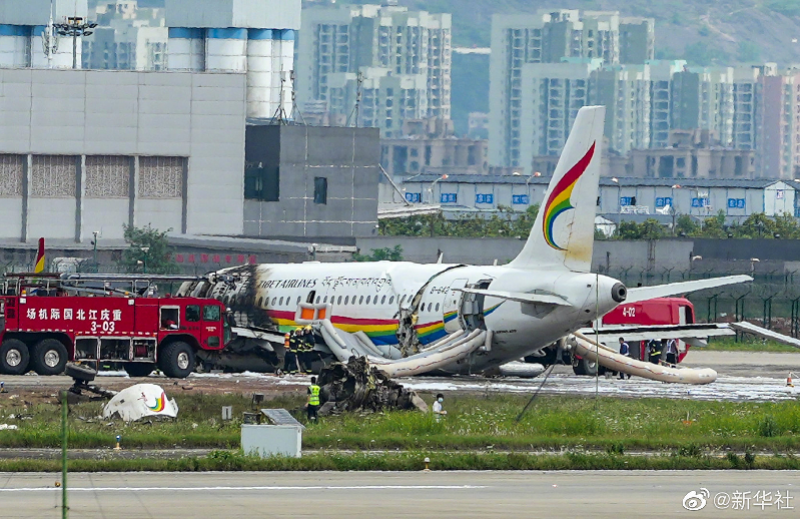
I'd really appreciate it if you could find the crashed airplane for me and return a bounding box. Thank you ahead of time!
[178,106,749,381]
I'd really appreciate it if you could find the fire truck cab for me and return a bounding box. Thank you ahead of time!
[0,274,230,378]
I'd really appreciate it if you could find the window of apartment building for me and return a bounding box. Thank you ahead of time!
[244,163,279,202]
[314,177,328,205]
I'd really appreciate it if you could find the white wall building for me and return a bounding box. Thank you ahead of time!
[0,68,246,243]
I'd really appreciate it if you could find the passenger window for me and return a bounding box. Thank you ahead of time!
[316,296,321,304]
[271,297,277,306]
[297,296,301,305]
[400,295,406,305]
[381,295,386,305]
[256,296,263,308]
[345,296,350,305]
[359,295,364,305]
[435,303,440,312]
[323,296,328,303]
[389,296,395,304]
[366,295,371,305]
[185,305,200,322]
[279,297,284,306]
[337,296,342,305]
[203,305,221,322]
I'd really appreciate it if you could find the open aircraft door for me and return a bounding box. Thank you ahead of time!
[442,279,468,334]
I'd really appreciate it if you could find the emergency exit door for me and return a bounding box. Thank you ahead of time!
[442,279,468,333]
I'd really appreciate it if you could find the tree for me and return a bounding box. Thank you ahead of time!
[735,213,777,238]
[675,214,700,237]
[698,211,728,239]
[379,205,540,239]
[353,245,404,262]
[118,224,178,274]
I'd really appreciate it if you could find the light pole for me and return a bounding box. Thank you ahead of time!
[140,246,150,274]
[427,174,448,204]
[611,177,621,230]
[91,231,99,272]
[670,184,681,235]
[54,17,97,70]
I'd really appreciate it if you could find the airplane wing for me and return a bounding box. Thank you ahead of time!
[577,323,736,344]
[457,288,572,306]
[625,275,752,303]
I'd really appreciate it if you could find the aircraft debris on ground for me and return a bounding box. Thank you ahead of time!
[316,357,428,416]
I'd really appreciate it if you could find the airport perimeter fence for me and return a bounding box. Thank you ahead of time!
[605,266,800,338]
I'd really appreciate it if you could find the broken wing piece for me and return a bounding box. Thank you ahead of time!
[102,384,179,422]
[625,275,752,304]
[457,288,572,307]
[319,320,486,377]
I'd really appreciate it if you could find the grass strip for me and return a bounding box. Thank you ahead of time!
[703,336,799,353]
[1,450,799,472]
[4,393,800,452]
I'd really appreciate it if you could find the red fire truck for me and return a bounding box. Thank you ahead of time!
[0,274,230,378]
[529,297,697,375]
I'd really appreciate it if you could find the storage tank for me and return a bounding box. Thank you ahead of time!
[246,29,274,119]
[205,28,247,73]
[167,28,204,71]
[0,25,30,67]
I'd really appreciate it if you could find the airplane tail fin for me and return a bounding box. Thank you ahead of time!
[34,238,45,273]
[509,106,605,272]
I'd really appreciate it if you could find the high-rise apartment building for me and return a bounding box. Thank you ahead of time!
[519,59,601,166]
[489,9,655,168]
[326,68,428,136]
[758,72,800,179]
[592,64,651,154]
[671,67,734,147]
[82,1,167,71]
[297,4,451,126]
[648,60,687,148]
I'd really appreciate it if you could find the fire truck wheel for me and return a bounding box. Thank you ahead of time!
[31,339,68,376]
[0,339,30,375]
[159,341,195,379]
[572,356,598,376]
[123,363,155,378]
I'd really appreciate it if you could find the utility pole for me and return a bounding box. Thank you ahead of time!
[61,390,68,519]
[91,231,99,272]
[54,17,97,70]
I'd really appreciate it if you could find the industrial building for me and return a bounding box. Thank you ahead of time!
[0,0,382,255]
[244,124,380,239]
[400,175,799,221]
[0,67,247,242]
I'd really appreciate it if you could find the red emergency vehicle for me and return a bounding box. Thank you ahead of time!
[529,297,697,375]
[601,297,694,363]
[0,274,230,378]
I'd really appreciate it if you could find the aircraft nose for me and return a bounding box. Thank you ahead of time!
[611,282,627,303]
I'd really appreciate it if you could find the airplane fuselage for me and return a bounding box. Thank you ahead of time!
[189,261,624,374]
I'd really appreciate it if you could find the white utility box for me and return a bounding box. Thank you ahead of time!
[240,409,304,458]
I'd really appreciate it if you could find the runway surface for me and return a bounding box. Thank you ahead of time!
[0,471,796,518]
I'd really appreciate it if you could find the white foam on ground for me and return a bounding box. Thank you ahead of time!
[399,374,800,402]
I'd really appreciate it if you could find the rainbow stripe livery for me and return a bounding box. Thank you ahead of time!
[147,392,167,412]
[542,143,596,251]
